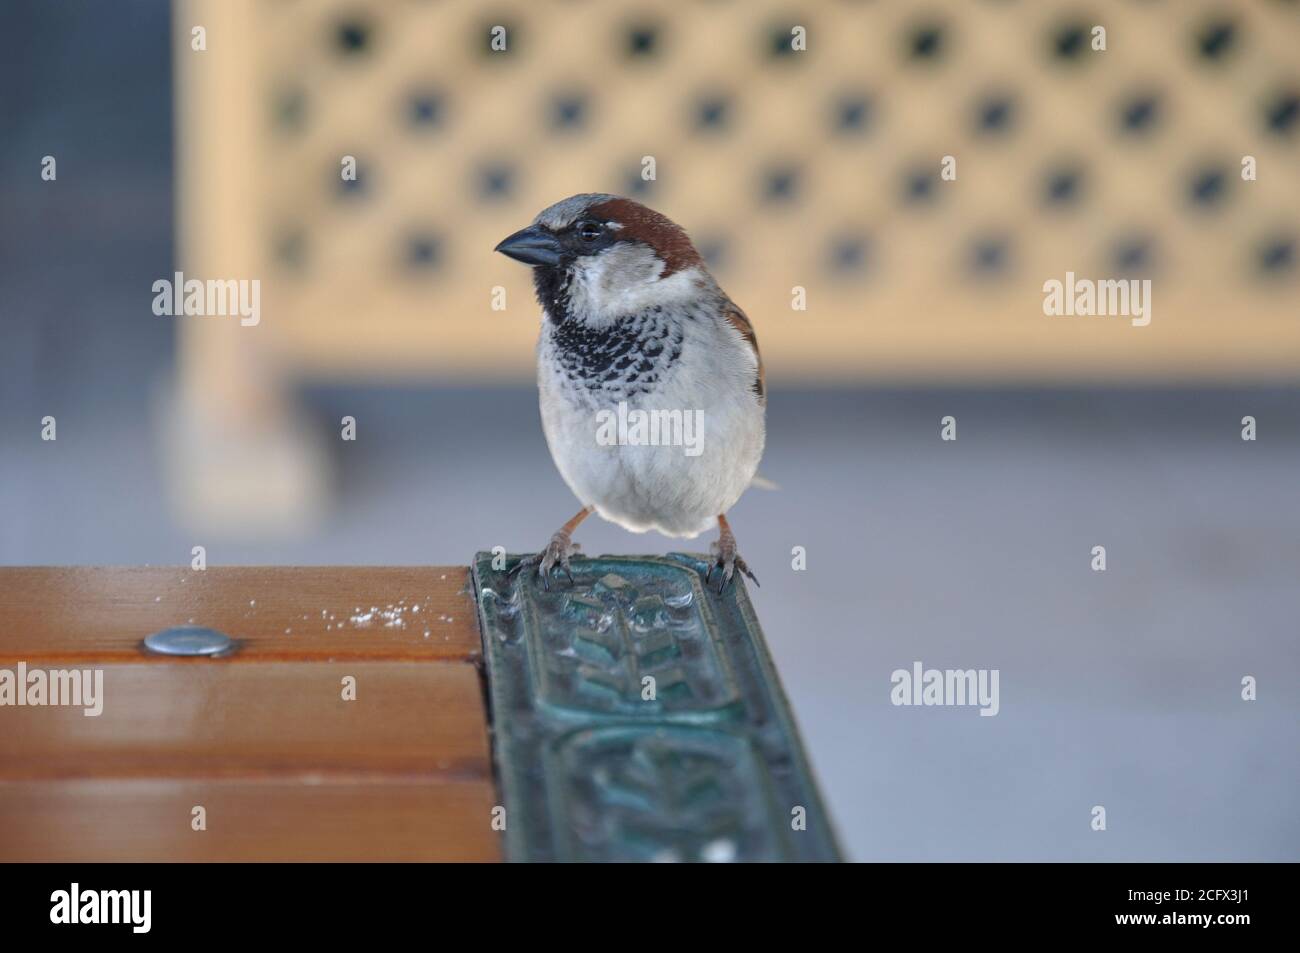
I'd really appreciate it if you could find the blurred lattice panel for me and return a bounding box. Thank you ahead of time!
[177,0,1300,384]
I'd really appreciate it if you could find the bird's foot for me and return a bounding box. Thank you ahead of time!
[509,531,582,591]
[706,522,758,593]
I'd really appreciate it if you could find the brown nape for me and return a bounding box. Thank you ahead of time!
[587,197,703,276]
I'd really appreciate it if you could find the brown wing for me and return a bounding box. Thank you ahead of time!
[722,299,765,403]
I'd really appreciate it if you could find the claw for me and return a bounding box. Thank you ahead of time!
[511,530,579,591]
[707,553,740,593]
[708,518,757,592]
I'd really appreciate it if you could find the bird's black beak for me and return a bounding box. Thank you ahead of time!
[494,225,564,267]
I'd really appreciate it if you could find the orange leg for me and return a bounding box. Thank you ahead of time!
[509,506,593,590]
[708,513,759,592]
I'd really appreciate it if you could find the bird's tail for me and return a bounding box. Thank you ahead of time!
[749,474,781,491]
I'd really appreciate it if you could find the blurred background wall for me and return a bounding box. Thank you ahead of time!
[181,0,1300,385]
[1,0,1298,861]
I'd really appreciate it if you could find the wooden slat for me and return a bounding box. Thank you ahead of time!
[0,566,501,861]
[0,662,491,781]
[0,566,479,663]
[0,779,498,862]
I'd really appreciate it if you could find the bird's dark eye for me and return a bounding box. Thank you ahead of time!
[576,220,603,242]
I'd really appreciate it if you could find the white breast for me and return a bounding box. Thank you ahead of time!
[537,305,765,539]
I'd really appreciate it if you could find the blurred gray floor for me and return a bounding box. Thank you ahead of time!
[2,0,1297,862]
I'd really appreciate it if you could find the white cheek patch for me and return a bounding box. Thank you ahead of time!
[567,245,704,327]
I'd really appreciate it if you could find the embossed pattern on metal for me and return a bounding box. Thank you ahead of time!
[472,552,841,862]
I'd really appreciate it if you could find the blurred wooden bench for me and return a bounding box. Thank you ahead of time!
[0,567,498,862]
[171,1,1300,535]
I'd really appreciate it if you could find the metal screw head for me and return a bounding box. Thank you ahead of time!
[143,625,233,657]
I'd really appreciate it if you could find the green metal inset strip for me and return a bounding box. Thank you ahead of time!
[472,552,842,862]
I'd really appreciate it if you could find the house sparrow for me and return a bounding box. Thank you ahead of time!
[495,193,765,592]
